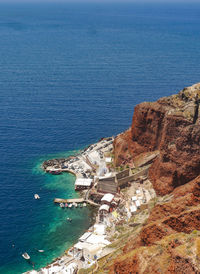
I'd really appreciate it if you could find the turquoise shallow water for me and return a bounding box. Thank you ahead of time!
[0,149,93,274]
[1,2,200,273]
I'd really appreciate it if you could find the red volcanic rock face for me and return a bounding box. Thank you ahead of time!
[149,116,200,195]
[129,176,200,247]
[112,254,140,274]
[131,102,166,152]
[110,176,200,273]
[113,128,134,167]
[114,83,200,195]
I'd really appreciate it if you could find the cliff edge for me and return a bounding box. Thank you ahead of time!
[114,83,200,195]
[80,83,200,274]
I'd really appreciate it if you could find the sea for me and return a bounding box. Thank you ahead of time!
[0,2,200,273]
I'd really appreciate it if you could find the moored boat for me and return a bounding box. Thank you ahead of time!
[49,170,62,175]
[60,203,64,208]
[22,252,30,260]
[67,217,72,222]
[34,194,40,199]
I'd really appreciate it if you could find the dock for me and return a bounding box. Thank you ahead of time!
[85,199,100,207]
[54,198,99,207]
[54,198,84,204]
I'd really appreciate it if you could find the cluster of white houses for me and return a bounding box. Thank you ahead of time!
[99,193,115,222]
[69,223,111,263]
[75,166,148,197]
[27,137,159,274]
[66,194,117,265]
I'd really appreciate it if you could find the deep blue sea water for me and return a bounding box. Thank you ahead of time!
[0,2,200,273]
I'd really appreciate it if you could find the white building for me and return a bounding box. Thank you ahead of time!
[105,157,112,163]
[101,193,114,205]
[75,178,93,190]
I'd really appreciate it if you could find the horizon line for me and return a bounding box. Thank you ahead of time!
[0,0,200,3]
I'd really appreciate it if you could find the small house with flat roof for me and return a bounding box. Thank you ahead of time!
[75,178,93,191]
[101,193,114,205]
[99,204,110,222]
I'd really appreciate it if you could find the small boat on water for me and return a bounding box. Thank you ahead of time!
[67,218,72,222]
[68,203,72,208]
[22,252,30,260]
[60,203,64,208]
[34,194,40,199]
[72,202,78,207]
[38,250,44,253]
[65,203,68,208]
[83,203,87,207]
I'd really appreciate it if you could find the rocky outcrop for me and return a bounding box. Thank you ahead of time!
[124,176,200,248]
[110,175,200,273]
[149,115,200,195]
[111,232,200,274]
[106,83,200,273]
[114,83,200,195]
[113,128,135,167]
[148,176,200,223]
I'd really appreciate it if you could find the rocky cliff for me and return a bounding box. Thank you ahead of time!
[87,83,200,274]
[114,83,200,195]
[109,176,200,274]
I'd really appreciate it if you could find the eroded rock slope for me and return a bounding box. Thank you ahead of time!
[114,83,200,195]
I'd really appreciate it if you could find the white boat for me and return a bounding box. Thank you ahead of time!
[38,250,44,253]
[60,203,64,208]
[34,194,40,199]
[22,252,30,260]
[68,203,72,208]
[83,203,86,207]
[67,218,72,222]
